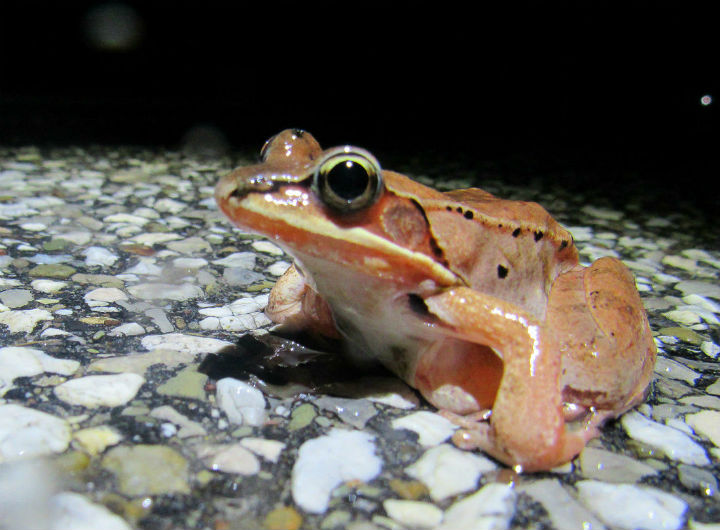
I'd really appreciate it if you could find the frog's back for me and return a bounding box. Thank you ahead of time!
[428,188,579,320]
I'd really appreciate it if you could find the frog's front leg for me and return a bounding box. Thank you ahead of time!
[266,263,339,339]
[419,288,588,472]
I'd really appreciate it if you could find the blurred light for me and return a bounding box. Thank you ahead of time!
[700,94,712,106]
[181,125,230,156]
[84,2,143,51]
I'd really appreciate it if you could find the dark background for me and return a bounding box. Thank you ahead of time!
[1,2,718,216]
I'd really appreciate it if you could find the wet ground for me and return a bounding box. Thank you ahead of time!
[0,145,718,530]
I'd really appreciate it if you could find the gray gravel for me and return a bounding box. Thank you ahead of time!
[0,145,718,530]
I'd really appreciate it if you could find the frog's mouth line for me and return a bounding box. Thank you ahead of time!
[219,187,460,288]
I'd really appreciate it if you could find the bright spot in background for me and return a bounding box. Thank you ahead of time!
[181,125,230,156]
[700,94,712,106]
[84,2,143,51]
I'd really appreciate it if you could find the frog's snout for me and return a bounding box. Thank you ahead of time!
[215,168,274,206]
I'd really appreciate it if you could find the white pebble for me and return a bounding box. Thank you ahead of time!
[84,287,128,304]
[579,446,657,483]
[141,333,231,354]
[41,328,71,337]
[218,313,272,332]
[581,205,623,221]
[130,232,182,245]
[521,478,605,530]
[173,257,208,269]
[150,406,207,438]
[662,310,702,326]
[154,198,186,214]
[291,429,382,514]
[228,295,268,315]
[701,341,720,359]
[681,305,719,324]
[674,280,720,300]
[576,480,687,530]
[0,459,57,529]
[662,255,700,272]
[54,373,145,408]
[682,249,720,269]
[686,410,720,448]
[621,411,709,465]
[654,356,701,384]
[72,425,123,455]
[212,252,256,268]
[123,259,162,276]
[196,443,260,475]
[706,378,720,396]
[240,437,285,463]
[0,278,22,289]
[405,444,496,501]
[0,308,53,333]
[109,322,146,336]
[57,231,92,246]
[84,246,119,267]
[160,423,177,437]
[0,404,71,462]
[198,317,219,330]
[437,482,516,530]
[682,294,720,314]
[266,261,292,276]
[30,279,67,293]
[0,346,80,395]
[20,222,47,231]
[16,244,37,252]
[198,306,233,317]
[104,213,150,225]
[127,282,203,301]
[383,499,443,529]
[251,240,284,255]
[365,380,419,409]
[50,492,132,530]
[216,378,267,426]
[392,411,457,446]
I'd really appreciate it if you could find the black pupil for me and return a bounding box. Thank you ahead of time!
[326,160,369,200]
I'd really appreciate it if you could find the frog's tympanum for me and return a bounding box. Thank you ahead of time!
[215,129,656,472]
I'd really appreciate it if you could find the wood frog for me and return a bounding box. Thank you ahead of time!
[215,129,656,472]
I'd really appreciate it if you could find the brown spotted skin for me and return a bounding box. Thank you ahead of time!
[215,129,657,472]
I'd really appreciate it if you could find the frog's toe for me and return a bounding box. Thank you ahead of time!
[452,422,494,451]
[266,264,339,338]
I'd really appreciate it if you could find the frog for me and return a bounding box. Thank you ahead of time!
[215,129,656,472]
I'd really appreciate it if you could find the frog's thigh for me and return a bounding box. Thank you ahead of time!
[548,257,655,411]
[266,263,338,338]
[414,338,503,414]
[423,288,573,470]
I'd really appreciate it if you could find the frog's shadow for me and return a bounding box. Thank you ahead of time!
[198,332,397,400]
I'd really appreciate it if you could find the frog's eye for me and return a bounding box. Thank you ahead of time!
[313,148,382,212]
[259,135,276,161]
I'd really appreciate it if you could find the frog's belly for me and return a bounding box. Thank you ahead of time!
[294,255,443,382]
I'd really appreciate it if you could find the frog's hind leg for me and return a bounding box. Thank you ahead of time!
[550,257,656,417]
[422,287,579,472]
[414,338,503,415]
